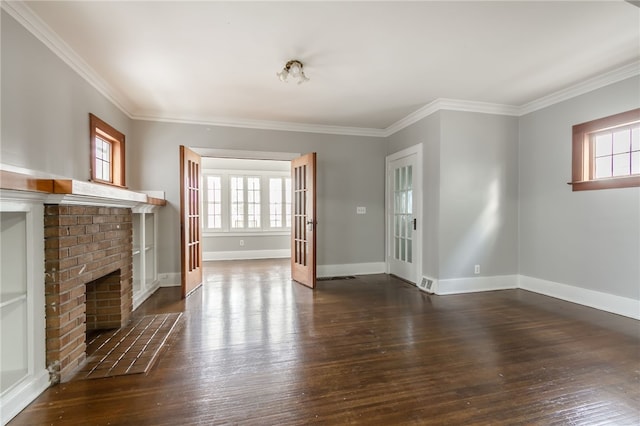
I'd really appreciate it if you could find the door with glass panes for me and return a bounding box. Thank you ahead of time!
[388,153,417,283]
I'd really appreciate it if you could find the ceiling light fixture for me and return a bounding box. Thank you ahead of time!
[276,59,310,84]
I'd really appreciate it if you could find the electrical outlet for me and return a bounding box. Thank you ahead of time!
[356,206,366,214]
[474,264,480,274]
[239,239,245,247]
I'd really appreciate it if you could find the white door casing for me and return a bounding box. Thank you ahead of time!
[386,144,422,284]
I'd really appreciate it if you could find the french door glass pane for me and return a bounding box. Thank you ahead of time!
[393,165,413,264]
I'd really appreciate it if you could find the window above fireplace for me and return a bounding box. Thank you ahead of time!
[89,113,126,188]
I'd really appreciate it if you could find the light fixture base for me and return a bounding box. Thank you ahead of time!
[277,59,310,84]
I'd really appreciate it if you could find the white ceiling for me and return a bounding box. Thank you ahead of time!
[10,1,640,134]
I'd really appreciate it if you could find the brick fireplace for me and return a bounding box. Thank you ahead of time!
[44,205,133,382]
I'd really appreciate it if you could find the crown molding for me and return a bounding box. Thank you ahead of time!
[382,99,442,137]
[382,98,520,137]
[5,1,639,139]
[382,62,640,136]
[1,0,135,118]
[132,113,387,138]
[518,60,640,116]
[438,98,521,116]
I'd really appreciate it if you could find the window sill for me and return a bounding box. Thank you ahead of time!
[203,230,291,237]
[89,179,128,190]
[570,175,640,191]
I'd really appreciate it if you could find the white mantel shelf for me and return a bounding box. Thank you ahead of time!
[0,171,166,207]
[50,179,149,207]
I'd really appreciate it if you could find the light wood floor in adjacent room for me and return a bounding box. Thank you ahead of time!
[10,259,640,425]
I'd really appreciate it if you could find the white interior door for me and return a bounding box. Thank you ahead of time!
[387,148,421,283]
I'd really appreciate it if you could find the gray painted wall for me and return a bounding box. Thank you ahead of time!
[202,234,289,253]
[386,110,519,281]
[439,111,519,279]
[130,120,388,275]
[1,12,131,179]
[519,76,640,300]
[387,112,441,279]
[3,8,638,303]
[2,11,387,278]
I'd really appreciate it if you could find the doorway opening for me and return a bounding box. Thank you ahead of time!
[200,157,293,269]
[181,147,316,294]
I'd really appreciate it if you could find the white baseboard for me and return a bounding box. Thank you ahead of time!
[153,268,639,320]
[1,369,50,425]
[436,274,518,295]
[203,249,290,261]
[519,275,640,320]
[158,272,181,288]
[317,262,386,277]
[132,281,161,310]
[156,262,385,288]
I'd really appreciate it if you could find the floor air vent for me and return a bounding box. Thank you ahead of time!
[417,276,436,294]
[317,276,356,281]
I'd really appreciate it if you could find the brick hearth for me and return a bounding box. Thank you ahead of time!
[44,205,133,382]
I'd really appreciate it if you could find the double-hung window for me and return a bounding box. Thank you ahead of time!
[203,170,291,233]
[206,176,222,229]
[269,177,292,228]
[229,176,261,229]
[89,113,126,187]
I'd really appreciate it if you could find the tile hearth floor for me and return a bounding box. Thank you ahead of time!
[75,313,182,380]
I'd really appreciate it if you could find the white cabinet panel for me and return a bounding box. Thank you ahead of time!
[132,209,159,310]
[0,199,49,426]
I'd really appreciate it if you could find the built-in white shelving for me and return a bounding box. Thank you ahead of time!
[132,206,159,310]
[0,196,49,426]
[0,171,166,425]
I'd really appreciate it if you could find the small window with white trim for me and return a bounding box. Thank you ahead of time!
[202,160,291,233]
[205,176,222,229]
[269,177,292,228]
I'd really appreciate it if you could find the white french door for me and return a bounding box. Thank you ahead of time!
[386,146,421,284]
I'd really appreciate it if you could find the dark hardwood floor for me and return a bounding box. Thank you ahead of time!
[10,259,640,425]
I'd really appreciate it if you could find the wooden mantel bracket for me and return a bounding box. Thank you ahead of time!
[0,170,54,193]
